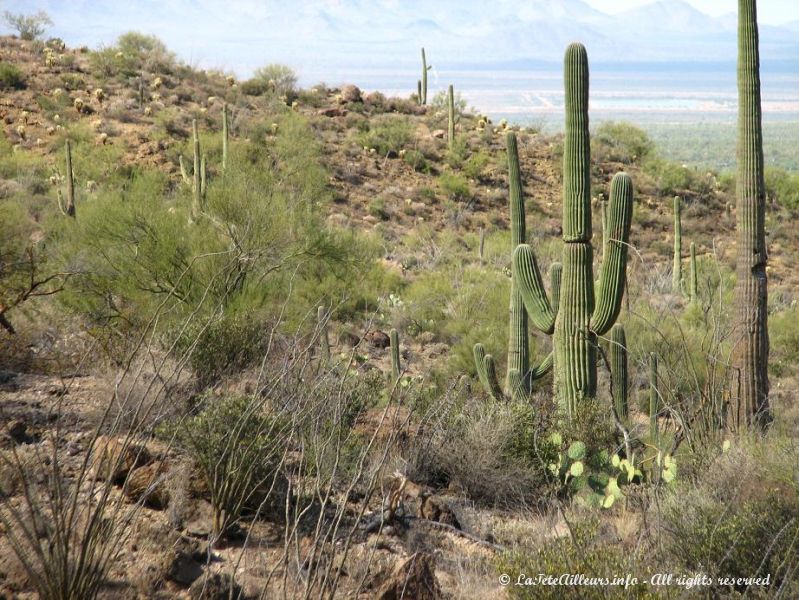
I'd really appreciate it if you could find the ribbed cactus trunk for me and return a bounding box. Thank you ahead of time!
[222,103,229,172]
[672,196,682,293]
[689,242,698,304]
[447,85,455,150]
[512,44,632,417]
[506,133,529,388]
[390,328,401,382]
[730,0,769,428]
[64,140,75,217]
[649,352,659,444]
[555,44,595,414]
[421,48,428,105]
[192,119,202,217]
[610,324,628,421]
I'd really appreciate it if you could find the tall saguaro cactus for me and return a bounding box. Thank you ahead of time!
[672,196,682,293]
[731,0,769,428]
[420,48,430,105]
[512,44,633,416]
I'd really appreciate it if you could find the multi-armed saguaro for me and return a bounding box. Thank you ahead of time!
[511,43,633,416]
[730,0,769,428]
[473,132,558,401]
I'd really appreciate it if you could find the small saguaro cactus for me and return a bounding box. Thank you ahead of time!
[473,132,558,401]
[61,139,76,217]
[478,227,486,261]
[192,119,202,216]
[417,80,422,105]
[447,84,455,150]
[420,48,430,105]
[179,155,190,185]
[512,43,633,416]
[222,102,229,171]
[689,242,698,304]
[200,155,207,199]
[649,352,659,444]
[672,196,682,293]
[610,324,628,421]
[390,328,401,382]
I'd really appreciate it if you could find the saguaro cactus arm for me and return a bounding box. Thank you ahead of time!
[592,172,633,335]
[513,245,555,334]
[549,262,563,316]
[473,343,503,401]
[610,324,628,421]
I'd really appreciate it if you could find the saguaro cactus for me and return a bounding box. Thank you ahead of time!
[512,44,633,416]
[473,133,557,401]
[222,103,229,171]
[192,119,202,217]
[62,140,76,217]
[731,0,769,428]
[689,242,698,304]
[447,84,455,150]
[610,324,628,421]
[420,48,430,105]
[672,196,682,293]
[649,352,659,443]
[390,328,401,382]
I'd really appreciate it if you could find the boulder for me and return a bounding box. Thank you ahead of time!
[340,84,362,103]
[91,435,151,484]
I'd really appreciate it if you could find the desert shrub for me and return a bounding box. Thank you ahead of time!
[463,149,491,180]
[168,394,287,537]
[0,61,24,89]
[356,115,413,157]
[89,32,175,78]
[444,138,470,170]
[368,197,390,220]
[3,10,52,41]
[661,435,799,596]
[403,148,431,173]
[406,396,558,505]
[592,121,654,164]
[765,166,799,209]
[245,63,297,97]
[438,171,470,200]
[770,305,799,377]
[497,514,653,599]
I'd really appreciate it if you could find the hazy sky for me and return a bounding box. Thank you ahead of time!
[586,0,798,24]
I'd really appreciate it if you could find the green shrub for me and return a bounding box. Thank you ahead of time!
[438,171,470,200]
[89,32,175,78]
[0,62,24,90]
[497,515,653,599]
[3,10,52,41]
[167,395,287,537]
[593,121,654,164]
[252,64,297,96]
[765,166,799,209]
[463,149,490,180]
[403,149,431,173]
[356,115,413,157]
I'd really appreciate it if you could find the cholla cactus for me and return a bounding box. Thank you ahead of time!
[15,125,25,138]
[151,77,163,89]
[93,88,105,102]
[226,75,235,87]
[73,97,84,112]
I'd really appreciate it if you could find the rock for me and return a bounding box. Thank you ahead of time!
[419,495,461,529]
[188,573,244,600]
[340,84,362,103]
[5,419,31,444]
[318,107,348,118]
[376,552,442,600]
[338,329,361,348]
[365,330,391,349]
[91,435,151,484]
[125,461,170,509]
[164,537,205,586]
[431,129,446,139]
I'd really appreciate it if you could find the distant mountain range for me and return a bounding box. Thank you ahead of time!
[29,0,799,77]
